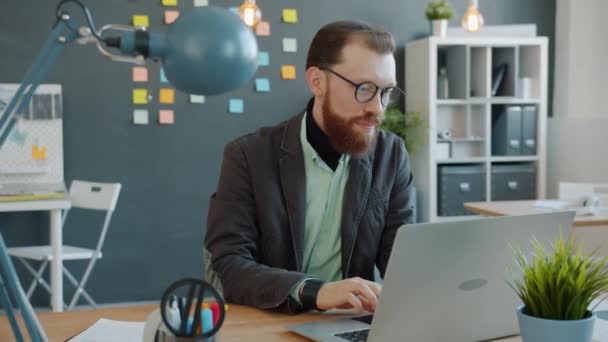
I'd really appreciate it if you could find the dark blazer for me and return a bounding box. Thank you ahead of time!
[204,112,416,314]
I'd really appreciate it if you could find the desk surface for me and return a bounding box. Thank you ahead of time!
[0,194,70,212]
[0,304,523,342]
[465,200,608,227]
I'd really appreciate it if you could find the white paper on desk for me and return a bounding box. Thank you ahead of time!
[69,318,144,342]
[533,200,569,210]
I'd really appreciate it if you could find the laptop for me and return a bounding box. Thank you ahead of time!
[288,211,575,342]
[0,182,66,196]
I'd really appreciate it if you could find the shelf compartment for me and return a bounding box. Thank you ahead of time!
[491,47,517,97]
[437,45,468,100]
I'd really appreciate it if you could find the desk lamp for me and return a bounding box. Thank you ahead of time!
[0,0,259,147]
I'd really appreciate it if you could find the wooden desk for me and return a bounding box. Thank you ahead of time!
[464,200,608,228]
[0,195,71,312]
[0,304,523,342]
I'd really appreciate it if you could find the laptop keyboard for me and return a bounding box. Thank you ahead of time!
[334,329,370,342]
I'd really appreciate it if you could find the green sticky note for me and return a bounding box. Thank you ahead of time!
[229,99,244,113]
[133,109,149,125]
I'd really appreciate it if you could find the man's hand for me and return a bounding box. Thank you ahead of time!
[316,277,382,313]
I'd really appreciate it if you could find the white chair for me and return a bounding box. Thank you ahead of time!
[7,180,121,310]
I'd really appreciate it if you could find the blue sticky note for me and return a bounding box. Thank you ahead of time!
[9,129,27,146]
[229,7,239,15]
[257,51,269,66]
[229,99,244,113]
[255,78,270,92]
[160,68,168,83]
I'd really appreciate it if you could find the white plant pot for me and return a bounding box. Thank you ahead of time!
[432,19,448,37]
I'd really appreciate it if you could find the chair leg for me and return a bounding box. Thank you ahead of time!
[63,267,96,310]
[18,259,48,299]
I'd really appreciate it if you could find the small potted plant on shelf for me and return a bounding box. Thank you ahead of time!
[381,107,426,155]
[510,233,608,342]
[425,0,454,37]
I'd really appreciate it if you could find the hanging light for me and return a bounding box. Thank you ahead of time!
[239,0,262,28]
[461,0,484,32]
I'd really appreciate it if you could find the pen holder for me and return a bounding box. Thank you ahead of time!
[142,278,226,342]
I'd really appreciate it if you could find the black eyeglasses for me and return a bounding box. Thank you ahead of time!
[319,66,404,107]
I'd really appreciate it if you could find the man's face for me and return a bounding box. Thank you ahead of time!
[321,41,396,157]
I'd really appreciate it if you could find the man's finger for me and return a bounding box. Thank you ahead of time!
[346,293,364,313]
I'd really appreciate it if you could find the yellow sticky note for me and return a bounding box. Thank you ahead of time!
[159,88,175,104]
[281,65,296,80]
[133,89,148,104]
[282,9,298,23]
[132,15,149,28]
[132,67,148,82]
[256,21,270,36]
[161,0,177,6]
[164,10,180,24]
[32,145,47,161]
[159,110,175,124]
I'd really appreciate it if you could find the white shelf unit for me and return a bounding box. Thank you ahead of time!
[406,36,548,222]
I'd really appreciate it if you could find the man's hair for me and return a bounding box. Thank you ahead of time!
[306,20,396,70]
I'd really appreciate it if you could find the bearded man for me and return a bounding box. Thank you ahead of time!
[204,20,416,314]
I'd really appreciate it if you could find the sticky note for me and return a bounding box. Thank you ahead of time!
[159,109,175,124]
[255,78,270,92]
[193,0,208,6]
[229,99,244,114]
[133,89,148,104]
[160,68,168,83]
[255,21,270,36]
[282,9,298,23]
[10,129,27,146]
[281,65,296,80]
[229,7,239,15]
[133,109,149,125]
[32,145,47,160]
[283,38,297,53]
[189,94,205,104]
[162,0,177,6]
[132,67,148,82]
[257,51,269,66]
[132,15,149,28]
[159,88,175,104]
[164,10,180,24]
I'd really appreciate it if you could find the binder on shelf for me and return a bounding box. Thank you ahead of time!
[492,105,522,156]
[521,105,537,155]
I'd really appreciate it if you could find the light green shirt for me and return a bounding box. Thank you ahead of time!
[290,113,351,303]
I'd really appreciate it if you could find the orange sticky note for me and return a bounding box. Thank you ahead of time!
[282,9,298,23]
[133,89,148,104]
[164,10,180,24]
[32,145,47,160]
[159,88,175,104]
[161,0,177,6]
[159,109,175,124]
[255,21,270,36]
[132,67,148,82]
[281,65,296,80]
[132,15,149,27]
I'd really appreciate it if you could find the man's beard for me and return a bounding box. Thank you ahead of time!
[322,93,382,158]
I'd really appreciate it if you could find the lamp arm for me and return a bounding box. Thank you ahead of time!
[0,13,82,147]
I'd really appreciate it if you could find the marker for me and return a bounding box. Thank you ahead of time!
[201,308,213,334]
[210,302,220,325]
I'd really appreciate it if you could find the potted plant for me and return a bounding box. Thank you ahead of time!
[381,107,426,155]
[510,233,608,342]
[425,0,454,37]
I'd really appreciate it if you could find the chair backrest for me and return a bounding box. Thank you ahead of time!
[64,180,122,255]
[559,182,608,204]
[68,180,122,211]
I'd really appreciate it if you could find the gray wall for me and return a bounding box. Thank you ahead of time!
[0,0,555,306]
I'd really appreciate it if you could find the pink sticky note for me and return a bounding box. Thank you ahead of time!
[159,109,175,124]
[256,21,270,36]
[164,10,180,24]
[132,67,148,82]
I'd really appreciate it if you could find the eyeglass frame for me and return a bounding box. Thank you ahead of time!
[318,66,405,107]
